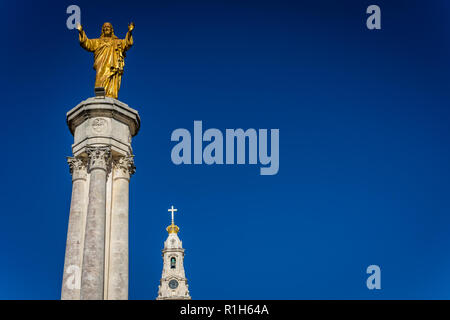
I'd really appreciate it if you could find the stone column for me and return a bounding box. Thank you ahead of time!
[80,146,111,300]
[61,157,87,300]
[64,97,140,301]
[107,156,135,300]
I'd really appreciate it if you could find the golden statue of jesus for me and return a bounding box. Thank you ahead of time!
[76,22,134,99]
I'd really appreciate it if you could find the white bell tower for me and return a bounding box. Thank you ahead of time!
[156,206,191,300]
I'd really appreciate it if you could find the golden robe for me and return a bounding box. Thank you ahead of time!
[79,31,133,99]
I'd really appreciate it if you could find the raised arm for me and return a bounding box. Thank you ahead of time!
[77,24,97,52]
[123,22,134,51]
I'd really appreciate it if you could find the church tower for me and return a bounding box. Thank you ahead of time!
[157,206,191,300]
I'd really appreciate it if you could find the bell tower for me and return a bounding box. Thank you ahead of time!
[157,206,191,300]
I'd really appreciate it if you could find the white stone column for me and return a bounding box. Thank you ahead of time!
[107,156,135,300]
[61,157,87,300]
[80,146,111,300]
[64,97,140,301]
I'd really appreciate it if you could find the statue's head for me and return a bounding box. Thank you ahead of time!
[100,22,117,38]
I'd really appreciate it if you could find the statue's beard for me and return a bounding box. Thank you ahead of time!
[100,31,117,39]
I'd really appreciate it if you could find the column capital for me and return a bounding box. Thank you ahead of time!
[113,155,136,180]
[86,146,112,173]
[67,156,88,181]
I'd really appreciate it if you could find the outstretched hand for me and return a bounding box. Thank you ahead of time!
[76,23,83,33]
[128,22,135,32]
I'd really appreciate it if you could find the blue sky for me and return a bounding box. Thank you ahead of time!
[1,0,450,299]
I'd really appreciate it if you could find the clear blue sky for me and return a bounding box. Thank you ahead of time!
[1,0,450,299]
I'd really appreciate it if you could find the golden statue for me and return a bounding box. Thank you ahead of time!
[76,22,134,99]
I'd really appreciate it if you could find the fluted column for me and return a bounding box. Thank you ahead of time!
[107,155,135,300]
[80,146,111,300]
[61,157,88,300]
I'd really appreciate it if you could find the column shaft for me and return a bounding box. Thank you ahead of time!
[108,175,129,299]
[61,157,87,300]
[107,156,134,300]
[80,147,110,300]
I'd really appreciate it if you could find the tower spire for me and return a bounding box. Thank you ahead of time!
[167,205,180,234]
[168,205,177,225]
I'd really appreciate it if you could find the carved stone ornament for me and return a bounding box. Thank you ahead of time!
[86,146,112,172]
[91,118,108,134]
[67,156,88,181]
[113,155,136,179]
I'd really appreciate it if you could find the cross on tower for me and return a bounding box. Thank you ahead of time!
[168,205,178,224]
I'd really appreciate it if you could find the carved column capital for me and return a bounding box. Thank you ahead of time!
[113,155,136,181]
[86,146,112,173]
[67,156,88,181]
